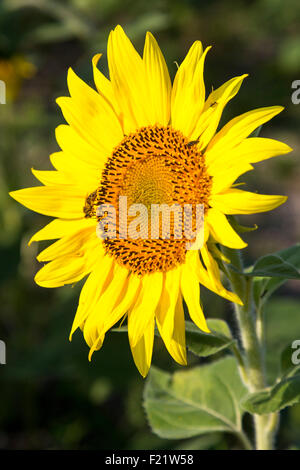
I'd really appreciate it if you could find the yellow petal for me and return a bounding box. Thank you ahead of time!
[31,168,70,186]
[28,218,96,246]
[70,255,114,340]
[171,41,203,116]
[55,125,105,169]
[56,96,110,154]
[85,263,130,358]
[170,294,187,366]
[205,106,284,158]
[211,188,287,215]
[181,256,210,333]
[37,225,98,262]
[208,137,292,174]
[206,208,247,249]
[65,67,123,147]
[172,45,211,137]
[128,271,163,348]
[129,316,155,378]
[201,246,243,304]
[35,250,99,288]
[50,152,99,191]
[107,25,153,131]
[87,272,142,360]
[208,242,231,263]
[99,273,141,337]
[190,249,242,305]
[155,267,186,365]
[143,31,172,126]
[92,53,120,114]
[191,74,248,149]
[9,186,86,218]
[210,163,254,194]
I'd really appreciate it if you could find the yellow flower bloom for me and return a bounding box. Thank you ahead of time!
[10,26,292,377]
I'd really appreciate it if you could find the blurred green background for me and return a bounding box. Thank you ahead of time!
[0,0,299,450]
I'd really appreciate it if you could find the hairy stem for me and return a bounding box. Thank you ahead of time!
[221,247,278,450]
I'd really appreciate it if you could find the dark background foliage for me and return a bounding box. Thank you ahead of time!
[0,0,299,450]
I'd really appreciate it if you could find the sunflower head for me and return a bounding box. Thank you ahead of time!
[9,25,292,377]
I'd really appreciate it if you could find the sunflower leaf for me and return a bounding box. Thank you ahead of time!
[144,357,248,439]
[185,319,234,357]
[280,343,300,379]
[229,245,300,279]
[241,371,300,415]
[227,245,300,308]
[252,254,300,278]
[251,244,300,307]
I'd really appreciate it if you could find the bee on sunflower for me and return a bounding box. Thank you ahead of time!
[10,26,291,377]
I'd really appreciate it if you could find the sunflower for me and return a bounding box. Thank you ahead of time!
[10,26,292,377]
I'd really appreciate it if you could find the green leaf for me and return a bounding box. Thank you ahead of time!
[250,254,300,279]
[241,373,300,415]
[264,298,300,383]
[228,255,300,284]
[253,276,284,309]
[144,357,248,440]
[112,319,234,358]
[185,319,234,358]
[280,343,300,378]
[252,244,300,308]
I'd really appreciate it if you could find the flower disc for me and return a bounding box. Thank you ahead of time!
[85,125,212,275]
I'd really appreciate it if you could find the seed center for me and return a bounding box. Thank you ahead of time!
[122,156,173,209]
[84,125,212,275]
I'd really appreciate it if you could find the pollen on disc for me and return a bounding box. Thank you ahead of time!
[84,125,212,276]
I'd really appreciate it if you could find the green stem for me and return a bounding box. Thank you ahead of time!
[230,342,249,387]
[256,304,264,345]
[221,247,278,450]
[256,303,268,382]
[233,279,266,391]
